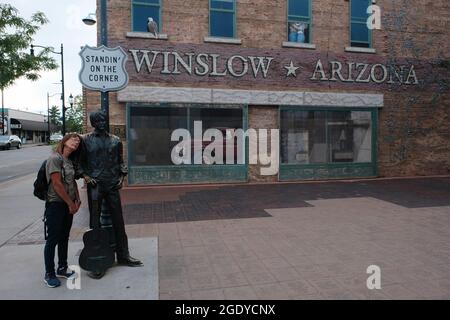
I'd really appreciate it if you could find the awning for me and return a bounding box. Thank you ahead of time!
[10,118,58,132]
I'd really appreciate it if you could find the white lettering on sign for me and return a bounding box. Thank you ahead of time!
[129,50,273,79]
[128,49,418,85]
[79,45,129,92]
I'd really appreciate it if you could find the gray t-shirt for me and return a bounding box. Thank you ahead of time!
[46,153,77,203]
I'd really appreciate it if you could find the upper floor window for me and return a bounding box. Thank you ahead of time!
[350,0,371,47]
[132,0,161,33]
[287,0,311,43]
[209,0,236,38]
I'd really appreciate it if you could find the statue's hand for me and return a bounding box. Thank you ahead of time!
[84,175,97,187]
[115,175,125,189]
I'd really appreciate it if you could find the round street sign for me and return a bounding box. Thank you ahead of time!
[79,45,129,92]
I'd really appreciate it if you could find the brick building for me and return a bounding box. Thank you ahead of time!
[83,0,450,185]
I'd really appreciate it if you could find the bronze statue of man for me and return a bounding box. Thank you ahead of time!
[80,110,142,278]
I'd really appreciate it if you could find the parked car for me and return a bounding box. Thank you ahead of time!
[0,135,22,150]
[49,134,63,143]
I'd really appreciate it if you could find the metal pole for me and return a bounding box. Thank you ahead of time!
[61,44,66,136]
[100,0,109,132]
[47,93,50,143]
[98,0,115,250]
[1,88,4,135]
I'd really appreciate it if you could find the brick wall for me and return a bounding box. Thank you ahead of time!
[83,0,450,182]
[248,106,279,182]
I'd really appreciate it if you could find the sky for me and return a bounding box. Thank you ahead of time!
[3,0,97,114]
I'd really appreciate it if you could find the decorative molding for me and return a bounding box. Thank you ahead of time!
[203,37,242,45]
[282,42,316,50]
[126,32,168,40]
[304,92,383,107]
[118,86,384,108]
[345,47,376,54]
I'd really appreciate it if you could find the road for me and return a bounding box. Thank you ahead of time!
[0,145,53,183]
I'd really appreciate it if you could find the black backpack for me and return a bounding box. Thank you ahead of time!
[33,160,48,201]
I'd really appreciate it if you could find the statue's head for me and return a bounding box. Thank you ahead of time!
[90,110,107,132]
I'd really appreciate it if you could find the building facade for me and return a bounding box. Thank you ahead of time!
[1,108,57,143]
[84,0,450,185]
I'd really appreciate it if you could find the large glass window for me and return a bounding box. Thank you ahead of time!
[132,0,161,33]
[190,108,243,164]
[287,0,311,43]
[209,0,236,38]
[129,105,244,166]
[350,0,371,47]
[281,110,372,164]
[129,107,187,165]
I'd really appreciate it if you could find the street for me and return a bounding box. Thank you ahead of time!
[0,145,52,183]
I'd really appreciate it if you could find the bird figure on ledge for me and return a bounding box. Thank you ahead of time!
[147,17,158,38]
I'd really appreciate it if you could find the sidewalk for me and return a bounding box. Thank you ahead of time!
[22,143,47,148]
[1,175,450,299]
[0,176,158,300]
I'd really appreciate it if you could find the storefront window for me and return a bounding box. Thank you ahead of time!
[129,107,187,165]
[190,108,243,164]
[281,110,372,164]
[129,105,244,166]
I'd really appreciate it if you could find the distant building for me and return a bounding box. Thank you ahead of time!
[1,108,58,144]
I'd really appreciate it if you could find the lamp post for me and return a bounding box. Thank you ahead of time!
[1,88,4,135]
[82,2,115,250]
[82,0,109,132]
[30,43,66,135]
[68,93,74,133]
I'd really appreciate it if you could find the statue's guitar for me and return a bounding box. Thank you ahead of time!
[79,185,115,274]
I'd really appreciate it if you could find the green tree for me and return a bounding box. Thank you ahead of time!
[49,105,61,126]
[66,95,83,133]
[0,4,58,132]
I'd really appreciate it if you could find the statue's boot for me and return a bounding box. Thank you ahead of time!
[117,255,144,267]
[88,271,106,279]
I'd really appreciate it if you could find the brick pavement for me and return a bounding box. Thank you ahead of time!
[7,176,450,299]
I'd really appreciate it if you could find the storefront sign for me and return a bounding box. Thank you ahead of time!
[10,124,21,129]
[128,49,418,86]
[79,45,129,92]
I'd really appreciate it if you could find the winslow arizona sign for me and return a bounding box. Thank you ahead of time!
[79,45,129,92]
[127,48,419,86]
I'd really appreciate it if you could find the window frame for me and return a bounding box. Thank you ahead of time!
[126,102,249,185]
[287,0,313,44]
[349,0,372,48]
[209,0,237,38]
[131,0,162,33]
[278,106,378,181]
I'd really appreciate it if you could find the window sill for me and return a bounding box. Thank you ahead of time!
[345,46,376,54]
[203,37,242,45]
[126,32,168,40]
[282,42,316,50]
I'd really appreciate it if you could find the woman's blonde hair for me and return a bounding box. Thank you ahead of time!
[55,133,82,162]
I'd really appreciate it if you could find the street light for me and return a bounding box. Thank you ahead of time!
[68,93,74,106]
[82,13,96,26]
[82,0,109,132]
[30,43,66,135]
